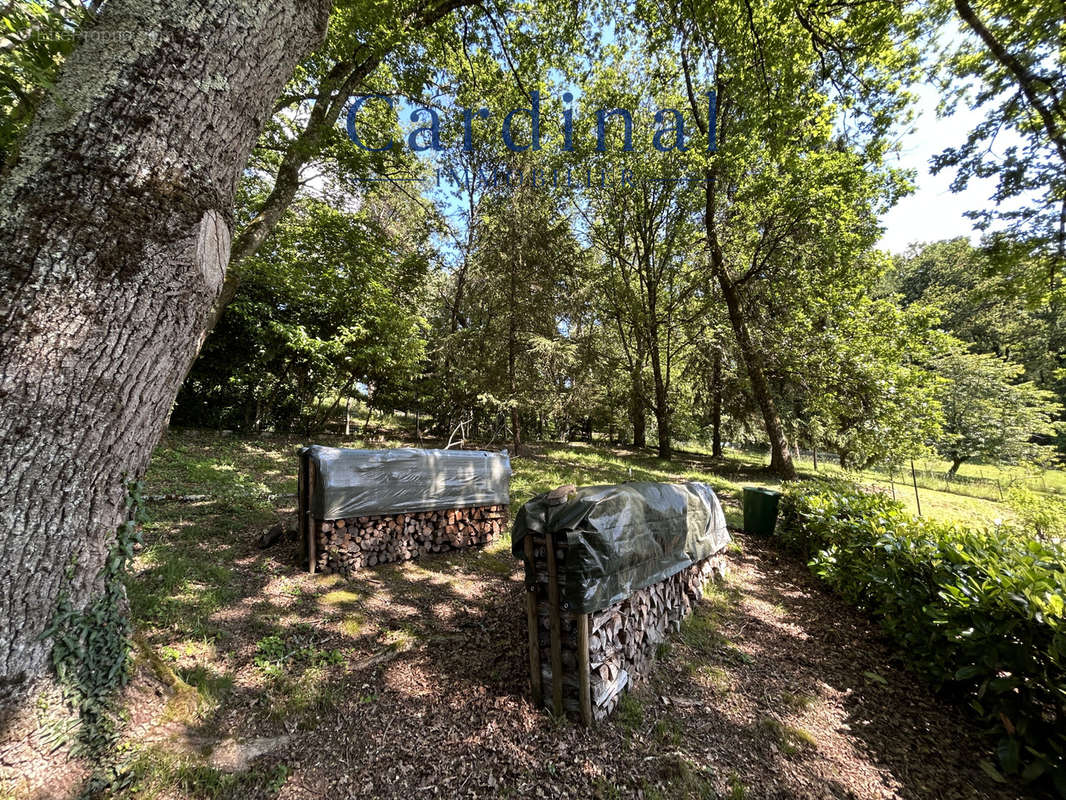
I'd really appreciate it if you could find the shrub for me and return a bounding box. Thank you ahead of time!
[779,481,1066,794]
[1007,487,1066,542]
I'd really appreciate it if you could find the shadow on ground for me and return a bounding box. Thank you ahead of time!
[105,432,1037,800]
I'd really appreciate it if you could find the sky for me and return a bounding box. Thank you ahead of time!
[399,79,1014,258]
[343,69,1013,259]
[877,81,1005,254]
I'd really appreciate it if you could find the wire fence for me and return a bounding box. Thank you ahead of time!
[730,447,1064,503]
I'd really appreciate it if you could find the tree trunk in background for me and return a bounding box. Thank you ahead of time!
[711,348,723,458]
[703,191,795,479]
[715,267,795,478]
[684,67,795,480]
[0,0,331,717]
[651,361,672,459]
[629,364,647,448]
[508,244,522,454]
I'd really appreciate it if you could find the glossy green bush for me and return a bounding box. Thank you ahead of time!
[779,482,1066,794]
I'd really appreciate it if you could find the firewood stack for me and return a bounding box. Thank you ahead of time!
[314,504,507,575]
[528,534,728,720]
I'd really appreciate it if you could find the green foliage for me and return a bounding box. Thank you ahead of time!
[888,238,1066,457]
[779,291,944,469]
[0,1,94,164]
[175,192,431,432]
[253,632,344,679]
[932,337,1061,472]
[931,0,1066,272]
[1006,487,1066,542]
[778,481,1066,792]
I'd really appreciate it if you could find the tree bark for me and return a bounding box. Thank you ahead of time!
[0,0,331,716]
[711,347,723,459]
[650,345,672,460]
[629,362,647,448]
[710,247,796,479]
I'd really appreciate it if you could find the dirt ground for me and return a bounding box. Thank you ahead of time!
[113,518,1034,800]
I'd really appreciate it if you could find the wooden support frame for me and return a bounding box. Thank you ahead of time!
[524,535,542,706]
[302,454,317,575]
[526,530,593,725]
[298,454,306,564]
[545,532,564,717]
[576,612,593,725]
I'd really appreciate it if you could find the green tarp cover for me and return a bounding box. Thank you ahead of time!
[511,482,730,614]
[302,445,511,519]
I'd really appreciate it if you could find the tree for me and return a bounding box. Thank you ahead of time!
[200,0,487,340]
[781,294,943,470]
[661,0,920,478]
[174,192,432,432]
[888,238,1055,385]
[449,155,582,452]
[0,1,98,166]
[576,52,707,460]
[932,0,1066,287]
[933,339,1061,473]
[0,0,331,716]
[586,176,704,460]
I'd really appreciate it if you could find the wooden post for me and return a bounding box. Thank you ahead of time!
[576,612,592,726]
[298,453,307,565]
[910,459,922,517]
[524,535,542,706]
[307,458,317,574]
[545,532,563,717]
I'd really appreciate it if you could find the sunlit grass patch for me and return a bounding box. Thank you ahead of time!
[780,691,816,712]
[320,589,360,608]
[757,715,817,755]
[124,746,290,800]
[339,615,365,637]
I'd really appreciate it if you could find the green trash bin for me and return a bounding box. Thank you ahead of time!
[742,486,781,535]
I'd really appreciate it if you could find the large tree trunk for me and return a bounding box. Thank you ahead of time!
[0,0,330,716]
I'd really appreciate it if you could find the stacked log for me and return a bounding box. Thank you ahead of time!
[528,535,728,721]
[314,504,507,575]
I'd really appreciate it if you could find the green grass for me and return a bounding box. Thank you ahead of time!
[124,749,289,800]
[615,693,645,733]
[727,772,748,799]
[710,443,1064,525]
[143,429,1055,536]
